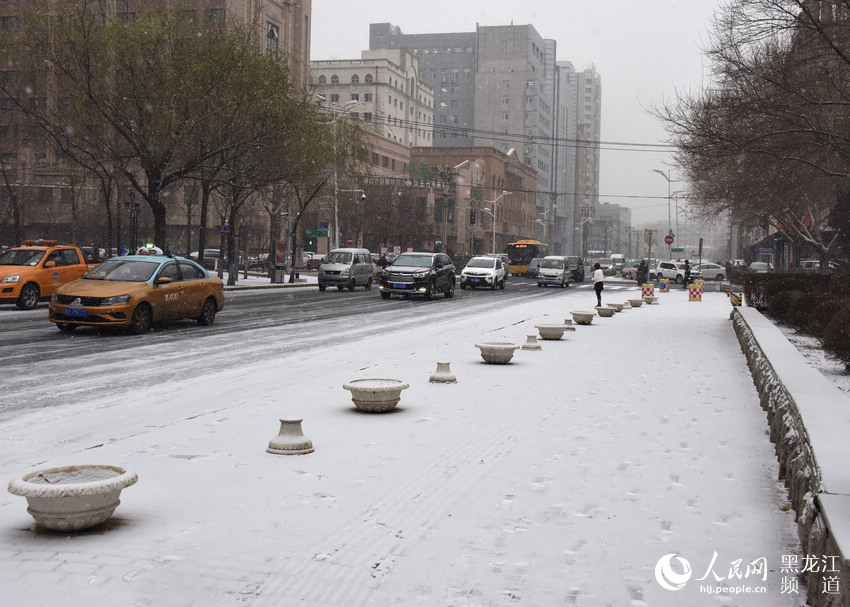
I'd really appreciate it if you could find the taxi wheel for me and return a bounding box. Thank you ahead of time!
[318,284,326,292]
[197,298,217,326]
[129,303,152,334]
[16,283,40,310]
[348,280,356,292]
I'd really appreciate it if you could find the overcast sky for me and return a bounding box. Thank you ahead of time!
[310,0,725,227]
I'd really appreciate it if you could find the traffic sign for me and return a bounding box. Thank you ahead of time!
[306,229,328,238]
[346,235,354,246]
[218,225,230,233]
[664,234,674,245]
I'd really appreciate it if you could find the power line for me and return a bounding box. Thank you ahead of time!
[319,109,675,153]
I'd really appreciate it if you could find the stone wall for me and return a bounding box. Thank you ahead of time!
[731,307,850,606]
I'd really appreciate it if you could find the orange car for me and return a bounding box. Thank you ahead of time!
[0,241,97,310]
[48,254,225,334]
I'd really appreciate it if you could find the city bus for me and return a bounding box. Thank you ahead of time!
[505,240,549,276]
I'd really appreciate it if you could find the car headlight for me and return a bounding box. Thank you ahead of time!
[413,271,428,279]
[101,294,132,305]
[1,274,20,283]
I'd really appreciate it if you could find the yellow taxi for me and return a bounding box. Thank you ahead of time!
[0,240,97,309]
[48,254,225,334]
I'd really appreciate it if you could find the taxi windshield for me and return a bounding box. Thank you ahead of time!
[0,249,45,266]
[86,259,157,282]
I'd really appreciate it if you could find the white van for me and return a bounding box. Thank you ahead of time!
[318,248,374,291]
[537,255,570,288]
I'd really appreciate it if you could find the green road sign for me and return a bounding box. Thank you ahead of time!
[306,230,328,238]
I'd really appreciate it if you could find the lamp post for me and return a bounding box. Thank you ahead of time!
[330,100,360,250]
[480,191,512,254]
[652,169,675,257]
[124,187,140,250]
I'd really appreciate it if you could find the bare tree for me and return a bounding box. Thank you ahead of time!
[657,0,850,260]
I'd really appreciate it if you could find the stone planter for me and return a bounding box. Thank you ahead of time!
[535,324,566,340]
[429,362,457,383]
[627,298,644,308]
[343,378,409,412]
[522,335,542,351]
[561,320,577,331]
[643,296,659,304]
[596,306,616,317]
[570,311,595,325]
[474,342,520,364]
[267,419,314,455]
[606,302,624,312]
[8,464,138,532]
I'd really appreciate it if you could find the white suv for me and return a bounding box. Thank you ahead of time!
[460,256,507,290]
[651,260,692,284]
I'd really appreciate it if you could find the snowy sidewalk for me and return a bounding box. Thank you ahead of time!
[0,289,805,606]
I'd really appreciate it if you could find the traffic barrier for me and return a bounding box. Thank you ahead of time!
[689,282,703,302]
[642,283,655,298]
[658,279,670,292]
[730,291,742,306]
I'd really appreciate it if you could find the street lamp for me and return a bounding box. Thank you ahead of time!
[124,187,140,251]
[330,100,360,249]
[652,169,675,256]
[480,191,512,254]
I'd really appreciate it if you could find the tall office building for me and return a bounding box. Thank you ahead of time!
[369,22,601,255]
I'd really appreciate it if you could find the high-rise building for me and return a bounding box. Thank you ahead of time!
[369,22,602,255]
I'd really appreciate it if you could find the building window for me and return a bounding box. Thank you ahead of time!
[330,93,339,103]
[365,74,373,83]
[364,112,372,122]
[501,112,509,121]
[318,75,326,84]
[351,74,360,84]
[364,93,372,101]
[265,22,279,56]
[350,93,359,101]
[208,8,225,23]
[502,96,510,105]
[331,75,339,84]
[502,80,510,89]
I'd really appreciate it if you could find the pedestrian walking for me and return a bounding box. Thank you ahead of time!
[592,262,604,307]
[684,259,692,289]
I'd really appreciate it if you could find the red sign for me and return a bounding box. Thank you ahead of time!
[664,234,674,245]
[346,235,355,246]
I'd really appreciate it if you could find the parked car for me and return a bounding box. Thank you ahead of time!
[318,248,374,291]
[652,260,692,284]
[749,261,774,273]
[526,257,543,278]
[596,258,616,276]
[566,256,585,282]
[621,260,638,279]
[48,255,224,334]
[378,252,455,300]
[460,256,507,290]
[799,259,839,271]
[305,254,324,270]
[537,255,570,288]
[694,262,726,281]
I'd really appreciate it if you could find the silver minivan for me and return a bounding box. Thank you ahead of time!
[318,248,374,291]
